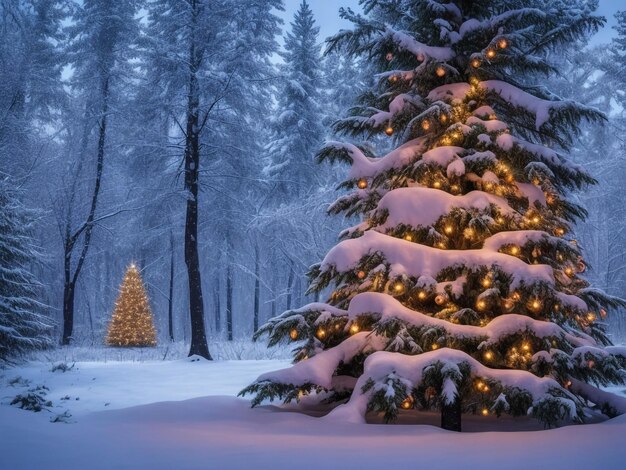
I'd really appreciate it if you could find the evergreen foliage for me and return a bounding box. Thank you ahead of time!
[242,0,626,430]
[0,179,52,362]
[106,264,157,347]
[265,0,325,197]
[605,10,626,111]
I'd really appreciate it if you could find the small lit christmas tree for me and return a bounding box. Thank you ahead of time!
[242,0,626,431]
[106,264,157,347]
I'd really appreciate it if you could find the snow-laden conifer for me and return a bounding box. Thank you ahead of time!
[0,179,52,361]
[242,0,626,430]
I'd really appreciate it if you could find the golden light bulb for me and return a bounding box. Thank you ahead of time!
[349,323,360,334]
[503,299,514,310]
[450,184,460,193]
[435,66,446,77]
[431,343,439,350]
[586,312,597,322]
[476,381,485,391]
[469,76,480,86]
[554,227,565,236]
[440,114,448,123]
[357,270,366,280]
[404,234,413,242]
[531,215,541,224]
[483,351,494,361]
[418,291,427,300]
[385,126,394,136]
[357,178,368,189]
[486,48,496,59]
[316,327,326,339]
[522,342,531,352]
[481,408,489,416]
[529,299,542,312]
[510,245,520,256]
[421,120,431,131]
[389,75,398,83]
[497,38,508,49]
[435,295,446,305]
[564,267,574,276]
[393,282,405,294]
[497,162,509,173]
[471,58,481,68]
[444,225,454,235]
[476,299,487,310]
[401,397,414,409]
[433,181,442,189]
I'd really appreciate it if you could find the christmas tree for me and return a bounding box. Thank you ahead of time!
[242,0,626,431]
[106,264,157,347]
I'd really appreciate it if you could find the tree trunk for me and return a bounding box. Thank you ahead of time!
[253,241,260,333]
[61,280,75,345]
[226,259,233,341]
[286,261,295,310]
[184,5,211,360]
[168,231,175,342]
[441,398,462,432]
[270,270,277,319]
[61,78,110,345]
[214,273,221,333]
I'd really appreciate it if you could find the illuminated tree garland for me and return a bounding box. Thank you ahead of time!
[105,264,157,347]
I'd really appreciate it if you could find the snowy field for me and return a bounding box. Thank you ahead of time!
[1,352,626,470]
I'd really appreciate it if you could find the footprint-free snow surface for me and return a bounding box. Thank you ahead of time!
[1,357,625,469]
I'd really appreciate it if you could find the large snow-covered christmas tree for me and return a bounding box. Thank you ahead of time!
[242,0,626,430]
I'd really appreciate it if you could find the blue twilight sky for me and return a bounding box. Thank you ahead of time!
[279,0,623,46]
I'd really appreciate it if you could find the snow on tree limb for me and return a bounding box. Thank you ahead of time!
[321,231,554,289]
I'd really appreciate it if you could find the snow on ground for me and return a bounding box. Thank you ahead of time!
[1,354,626,469]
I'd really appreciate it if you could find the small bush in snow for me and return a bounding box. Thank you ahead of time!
[8,376,30,387]
[50,410,72,423]
[11,386,52,412]
[50,362,75,373]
